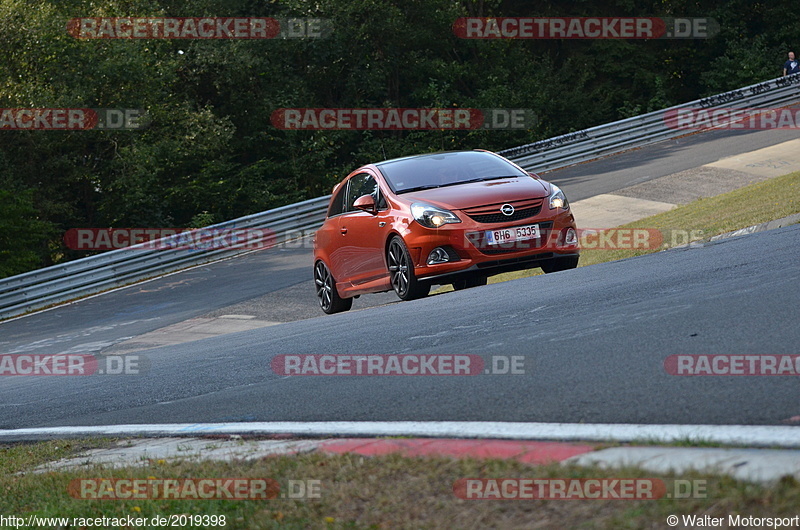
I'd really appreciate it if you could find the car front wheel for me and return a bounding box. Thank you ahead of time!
[387,236,430,301]
[314,260,352,314]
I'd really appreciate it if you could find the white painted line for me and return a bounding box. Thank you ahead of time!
[0,422,798,447]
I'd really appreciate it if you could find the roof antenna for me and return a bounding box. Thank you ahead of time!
[380,140,387,161]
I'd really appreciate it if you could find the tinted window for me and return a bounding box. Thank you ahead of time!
[327,183,348,217]
[376,188,387,210]
[345,173,380,211]
[377,151,528,193]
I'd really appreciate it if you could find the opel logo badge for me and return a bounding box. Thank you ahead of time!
[500,204,515,216]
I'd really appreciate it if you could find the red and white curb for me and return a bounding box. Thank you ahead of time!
[29,437,595,474]
[317,438,594,463]
[7,422,799,483]
[26,435,800,484]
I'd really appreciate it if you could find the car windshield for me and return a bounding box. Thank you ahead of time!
[376,151,529,193]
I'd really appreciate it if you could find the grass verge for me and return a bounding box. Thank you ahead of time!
[2,438,799,529]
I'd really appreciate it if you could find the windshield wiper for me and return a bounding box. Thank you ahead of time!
[453,175,520,184]
[397,185,444,194]
[397,176,520,194]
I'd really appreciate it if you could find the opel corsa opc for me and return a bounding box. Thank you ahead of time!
[313,150,579,313]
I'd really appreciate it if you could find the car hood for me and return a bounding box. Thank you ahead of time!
[399,177,550,210]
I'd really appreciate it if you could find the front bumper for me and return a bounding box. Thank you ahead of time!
[404,208,578,283]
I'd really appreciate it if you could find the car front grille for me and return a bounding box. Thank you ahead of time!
[462,198,544,224]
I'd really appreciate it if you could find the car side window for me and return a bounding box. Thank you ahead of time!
[376,188,387,210]
[345,173,380,212]
[327,183,348,217]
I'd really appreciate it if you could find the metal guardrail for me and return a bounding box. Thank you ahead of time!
[0,196,331,319]
[499,74,800,173]
[2,74,799,319]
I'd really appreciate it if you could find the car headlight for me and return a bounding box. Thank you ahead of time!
[411,202,461,228]
[548,184,569,210]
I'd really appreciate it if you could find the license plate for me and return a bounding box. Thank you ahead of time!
[485,224,540,245]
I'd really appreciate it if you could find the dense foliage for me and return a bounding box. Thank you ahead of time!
[0,0,793,276]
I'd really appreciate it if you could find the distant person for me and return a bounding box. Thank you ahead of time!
[784,52,799,76]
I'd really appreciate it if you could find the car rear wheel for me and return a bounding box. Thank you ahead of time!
[387,236,430,301]
[452,274,488,290]
[541,255,579,273]
[314,261,352,314]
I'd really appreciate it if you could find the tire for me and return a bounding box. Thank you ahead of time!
[387,236,430,301]
[452,274,488,291]
[541,255,579,274]
[314,260,353,314]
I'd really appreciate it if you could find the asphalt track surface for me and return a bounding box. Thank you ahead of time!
[1,224,798,429]
[1,126,799,429]
[2,126,799,357]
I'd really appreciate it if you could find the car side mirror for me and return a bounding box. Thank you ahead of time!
[353,194,377,214]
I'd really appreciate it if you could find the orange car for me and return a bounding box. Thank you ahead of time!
[313,150,579,313]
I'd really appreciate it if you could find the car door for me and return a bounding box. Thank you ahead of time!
[335,172,388,286]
